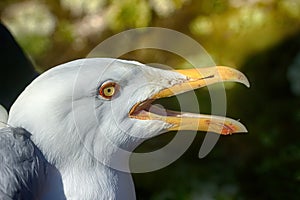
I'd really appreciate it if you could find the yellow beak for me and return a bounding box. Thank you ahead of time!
[129,66,250,135]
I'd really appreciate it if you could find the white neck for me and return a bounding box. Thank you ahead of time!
[59,162,136,200]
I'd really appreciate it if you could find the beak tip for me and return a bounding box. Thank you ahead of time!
[220,66,250,88]
[221,118,248,135]
[242,77,250,88]
[235,121,248,134]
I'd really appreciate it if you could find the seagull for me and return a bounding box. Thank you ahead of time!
[0,58,249,199]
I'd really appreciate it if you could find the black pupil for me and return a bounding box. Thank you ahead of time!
[107,88,111,93]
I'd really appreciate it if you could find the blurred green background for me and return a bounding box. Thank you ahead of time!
[1,0,300,199]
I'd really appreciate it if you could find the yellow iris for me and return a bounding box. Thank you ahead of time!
[103,86,115,97]
[99,81,119,99]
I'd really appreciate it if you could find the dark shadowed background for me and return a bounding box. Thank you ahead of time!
[1,0,300,199]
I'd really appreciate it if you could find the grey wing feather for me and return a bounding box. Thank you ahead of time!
[0,127,48,200]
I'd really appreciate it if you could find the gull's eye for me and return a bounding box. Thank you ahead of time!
[99,81,119,100]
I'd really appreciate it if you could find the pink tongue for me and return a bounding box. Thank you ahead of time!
[148,104,167,116]
[148,104,182,117]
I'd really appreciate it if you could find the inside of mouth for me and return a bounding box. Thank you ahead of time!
[130,99,181,117]
[129,99,241,134]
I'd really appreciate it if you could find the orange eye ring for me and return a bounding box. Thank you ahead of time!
[99,82,119,99]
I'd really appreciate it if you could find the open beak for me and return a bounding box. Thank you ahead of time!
[129,66,250,135]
